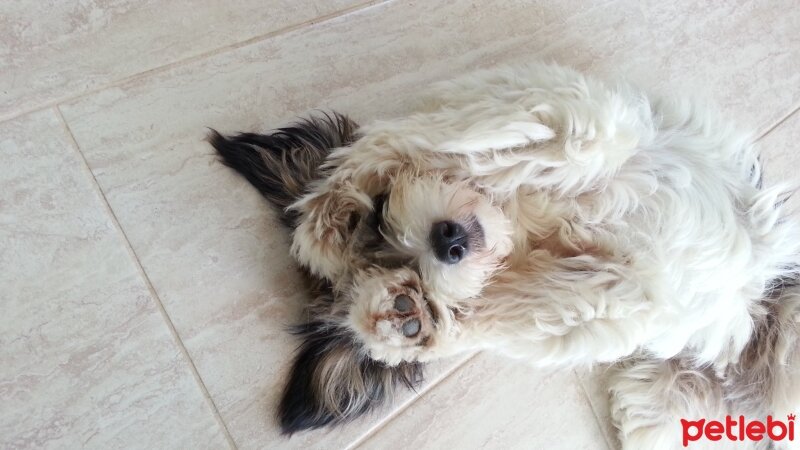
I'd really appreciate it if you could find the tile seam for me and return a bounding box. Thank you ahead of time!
[756,104,800,141]
[54,106,239,449]
[346,352,481,450]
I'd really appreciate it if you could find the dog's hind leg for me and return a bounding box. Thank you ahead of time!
[610,278,800,450]
[723,277,800,450]
[608,356,729,450]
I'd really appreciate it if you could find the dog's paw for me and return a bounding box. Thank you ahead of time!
[348,268,443,363]
[373,289,435,348]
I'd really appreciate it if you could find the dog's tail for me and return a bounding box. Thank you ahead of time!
[207,112,358,227]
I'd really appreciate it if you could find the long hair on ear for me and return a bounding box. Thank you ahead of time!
[208,113,425,434]
[279,275,424,434]
[208,112,358,227]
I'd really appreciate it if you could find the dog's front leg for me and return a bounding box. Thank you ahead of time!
[350,252,658,366]
[345,266,483,365]
[461,252,656,366]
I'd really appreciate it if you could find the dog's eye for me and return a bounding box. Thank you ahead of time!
[369,194,388,230]
[347,212,360,232]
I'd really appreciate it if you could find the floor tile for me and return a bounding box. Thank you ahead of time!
[756,108,800,215]
[576,368,620,450]
[0,0,363,120]
[634,0,800,135]
[356,353,608,450]
[55,0,800,448]
[0,109,227,449]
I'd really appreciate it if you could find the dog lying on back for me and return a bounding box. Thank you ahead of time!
[210,63,800,449]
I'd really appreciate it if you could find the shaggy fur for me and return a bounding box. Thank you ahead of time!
[210,63,800,449]
[210,114,423,432]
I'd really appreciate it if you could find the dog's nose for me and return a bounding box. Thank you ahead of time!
[430,221,469,264]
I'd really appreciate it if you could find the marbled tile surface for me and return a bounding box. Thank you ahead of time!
[758,110,800,215]
[2,0,799,448]
[0,110,227,449]
[357,354,608,450]
[0,0,362,120]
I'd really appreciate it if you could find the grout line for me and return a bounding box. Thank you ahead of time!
[574,368,617,450]
[0,0,392,124]
[345,352,481,450]
[55,106,239,450]
[756,104,800,142]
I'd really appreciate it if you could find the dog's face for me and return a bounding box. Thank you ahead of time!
[349,174,513,299]
[293,172,514,363]
[211,113,514,432]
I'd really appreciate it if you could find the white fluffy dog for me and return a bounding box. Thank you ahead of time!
[210,63,800,449]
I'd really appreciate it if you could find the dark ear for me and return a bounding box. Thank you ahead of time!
[208,112,358,228]
[278,319,424,434]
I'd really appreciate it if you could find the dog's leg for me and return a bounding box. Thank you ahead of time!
[344,266,471,365]
[608,357,727,450]
[456,252,656,366]
[723,278,800,450]
[410,64,653,196]
[348,251,657,365]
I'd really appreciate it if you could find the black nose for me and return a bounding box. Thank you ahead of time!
[430,221,469,264]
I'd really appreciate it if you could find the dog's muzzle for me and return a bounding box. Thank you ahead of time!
[430,221,469,264]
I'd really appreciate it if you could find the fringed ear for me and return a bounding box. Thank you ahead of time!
[289,182,374,280]
[277,320,423,434]
[208,112,358,228]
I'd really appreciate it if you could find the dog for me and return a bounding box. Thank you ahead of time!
[209,63,800,449]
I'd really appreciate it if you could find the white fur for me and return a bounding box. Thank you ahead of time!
[290,63,800,449]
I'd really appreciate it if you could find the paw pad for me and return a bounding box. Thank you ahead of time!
[394,295,414,313]
[371,291,433,346]
[401,318,421,337]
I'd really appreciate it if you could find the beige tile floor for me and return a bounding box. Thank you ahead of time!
[2,1,799,449]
